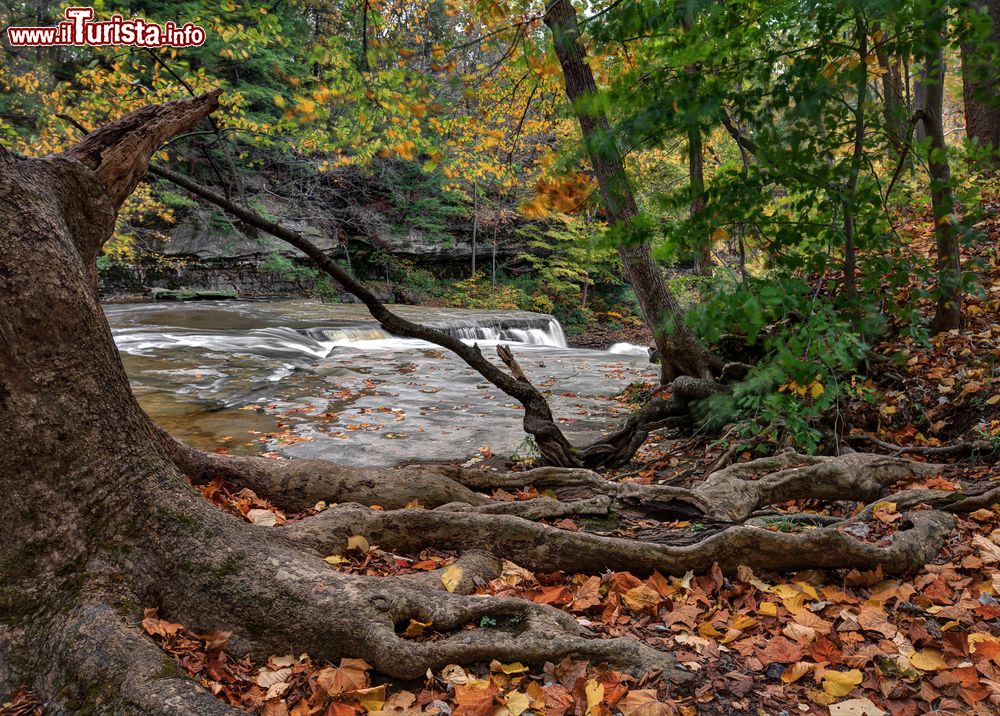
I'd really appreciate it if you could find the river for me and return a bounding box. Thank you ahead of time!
[105,300,656,467]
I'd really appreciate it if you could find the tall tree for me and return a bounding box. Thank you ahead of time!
[960,0,1000,168]
[922,20,963,333]
[543,0,721,382]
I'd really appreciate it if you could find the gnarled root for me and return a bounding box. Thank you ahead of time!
[284,502,954,576]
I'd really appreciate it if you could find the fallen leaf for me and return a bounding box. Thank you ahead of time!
[346,535,370,553]
[584,679,604,716]
[828,697,886,716]
[620,689,674,716]
[909,648,948,671]
[316,658,370,696]
[781,661,812,684]
[822,669,863,697]
[504,690,531,716]
[441,564,464,592]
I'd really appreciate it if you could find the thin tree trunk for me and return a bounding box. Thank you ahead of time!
[922,37,963,333]
[543,0,721,382]
[841,14,869,303]
[688,127,712,276]
[874,26,910,169]
[914,61,929,143]
[471,180,478,276]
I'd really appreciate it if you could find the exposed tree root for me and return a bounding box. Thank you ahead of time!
[285,501,953,576]
[846,433,997,457]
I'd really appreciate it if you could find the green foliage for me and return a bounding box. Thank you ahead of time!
[688,274,873,451]
[261,252,340,302]
[443,273,527,311]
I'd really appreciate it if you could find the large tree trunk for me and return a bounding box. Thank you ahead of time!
[0,93,977,714]
[543,0,722,382]
[961,0,1000,170]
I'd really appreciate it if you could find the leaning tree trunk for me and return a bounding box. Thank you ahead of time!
[960,0,1000,172]
[543,0,722,382]
[0,92,981,714]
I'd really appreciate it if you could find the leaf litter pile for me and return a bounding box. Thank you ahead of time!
[59,463,992,716]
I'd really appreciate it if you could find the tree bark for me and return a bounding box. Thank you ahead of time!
[960,0,1000,170]
[874,26,911,170]
[688,128,713,276]
[920,40,963,333]
[543,0,722,382]
[471,180,478,276]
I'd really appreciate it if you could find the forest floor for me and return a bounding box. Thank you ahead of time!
[4,212,999,716]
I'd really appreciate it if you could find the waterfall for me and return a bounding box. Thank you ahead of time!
[110,304,569,361]
[608,342,650,357]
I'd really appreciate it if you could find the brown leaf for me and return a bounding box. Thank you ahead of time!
[316,658,370,696]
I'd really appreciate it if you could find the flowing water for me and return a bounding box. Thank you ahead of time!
[105,300,658,467]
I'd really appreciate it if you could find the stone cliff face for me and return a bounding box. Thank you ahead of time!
[99,203,529,296]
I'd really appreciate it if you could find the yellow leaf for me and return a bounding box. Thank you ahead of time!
[781,661,811,684]
[402,619,432,638]
[499,662,529,674]
[324,554,349,565]
[346,535,370,553]
[356,684,386,712]
[822,669,863,697]
[782,593,806,615]
[986,394,1000,405]
[759,602,778,616]
[504,690,531,716]
[909,649,948,671]
[584,679,604,716]
[441,564,463,592]
[273,94,285,107]
[810,381,825,399]
[710,227,730,243]
[699,621,724,639]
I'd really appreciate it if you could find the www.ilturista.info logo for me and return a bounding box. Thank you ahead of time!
[6,7,206,48]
